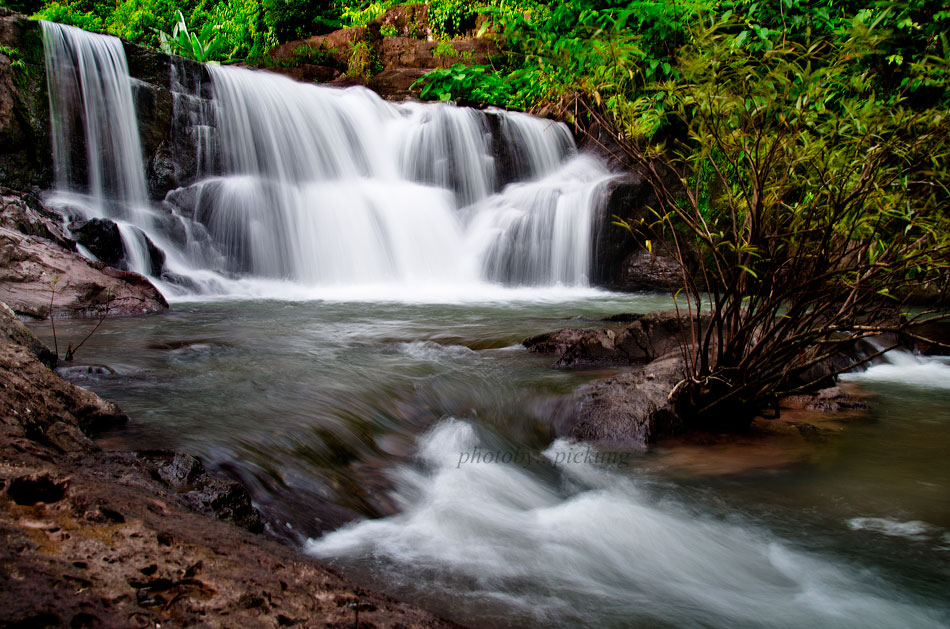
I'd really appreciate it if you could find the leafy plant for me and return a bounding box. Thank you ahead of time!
[345,39,380,77]
[156,10,222,63]
[428,0,474,36]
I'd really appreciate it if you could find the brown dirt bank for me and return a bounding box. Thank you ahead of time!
[0,303,459,628]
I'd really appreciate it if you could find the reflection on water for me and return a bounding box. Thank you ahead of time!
[30,295,950,627]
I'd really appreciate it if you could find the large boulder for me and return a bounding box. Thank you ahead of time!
[69,217,166,277]
[555,353,685,449]
[69,218,124,266]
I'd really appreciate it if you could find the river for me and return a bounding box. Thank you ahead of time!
[32,293,950,628]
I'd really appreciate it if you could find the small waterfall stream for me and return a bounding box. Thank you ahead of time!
[40,22,616,298]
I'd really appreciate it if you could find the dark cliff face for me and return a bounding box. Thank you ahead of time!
[0,10,211,200]
[0,10,51,194]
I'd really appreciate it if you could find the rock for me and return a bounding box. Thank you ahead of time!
[0,188,72,249]
[589,177,656,289]
[0,298,128,441]
[6,473,68,505]
[907,318,950,356]
[0,225,168,318]
[268,23,500,99]
[556,353,686,449]
[137,451,264,534]
[780,386,869,413]
[268,63,343,84]
[69,218,124,267]
[367,67,428,100]
[523,327,590,355]
[373,3,431,38]
[619,249,687,292]
[0,12,52,193]
[552,310,701,368]
[0,300,55,365]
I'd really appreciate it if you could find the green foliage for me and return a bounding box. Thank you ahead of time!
[31,0,106,32]
[0,44,28,87]
[428,0,475,36]
[611,16,950,426]
[156,10,222,62]
[345,39,380,77]
[339,0,394,27]
[414,62,509,104]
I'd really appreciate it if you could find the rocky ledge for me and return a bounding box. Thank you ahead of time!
[0,188,168,319]
[0,301,457,627]
[528,311,873,451]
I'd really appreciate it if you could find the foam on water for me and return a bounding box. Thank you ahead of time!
[307,419,946,628]
[841,348,950,389]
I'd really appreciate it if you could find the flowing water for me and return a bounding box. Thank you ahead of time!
[34,300,950,628]
[30,22,950,629]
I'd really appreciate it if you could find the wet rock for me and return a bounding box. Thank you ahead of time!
[367,68,428,100]
[0,300,55,365]
[0,299,128,440]
[69,218,124,267]
[619,249,687,292]
[1,188,72,250]
[557,353,686,448]
[0,225,167,319]
[268,63,343,84]
[138,450,264,534]
[0,13,52,193]
[780,386,870,413]
[523,327,590,355]
[907,319,950,356]
[552,310,701,368]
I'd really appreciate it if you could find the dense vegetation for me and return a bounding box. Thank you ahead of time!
[7,0,950,429]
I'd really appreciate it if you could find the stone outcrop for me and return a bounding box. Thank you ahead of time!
[531,310,876,449]
[267,5,500,100]
[1,186,72,249]
[0,188,168,319]
[0,224,168,318]
[589,176,695,293]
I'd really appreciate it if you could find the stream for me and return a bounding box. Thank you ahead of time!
[32,293,950,628]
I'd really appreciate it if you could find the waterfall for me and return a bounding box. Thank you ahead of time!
[40,23,617,298]
[42,21,150,224]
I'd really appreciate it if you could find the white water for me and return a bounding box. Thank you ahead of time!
[42,22,150,222]
[841,348,950,389]
[40,25,617,299]
[308,419,946,628]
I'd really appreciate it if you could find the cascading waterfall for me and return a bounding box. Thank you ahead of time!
[42,21,156,273]
[40,22,617,298]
